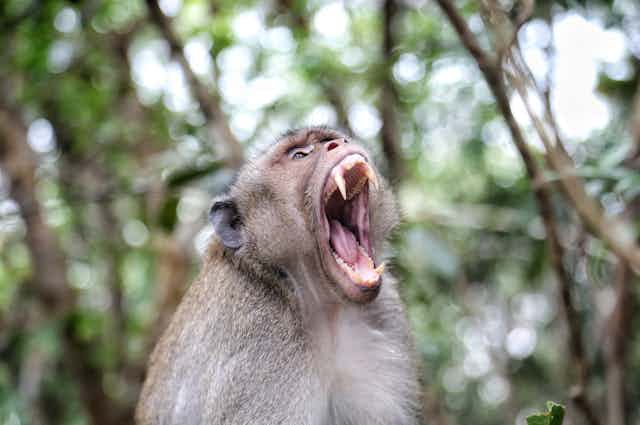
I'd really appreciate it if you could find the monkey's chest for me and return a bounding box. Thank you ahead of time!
[311,310,417,424]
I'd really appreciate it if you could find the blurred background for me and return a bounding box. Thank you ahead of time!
[1,0,639,424]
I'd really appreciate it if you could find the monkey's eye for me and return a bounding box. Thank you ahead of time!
[288,145,314,160]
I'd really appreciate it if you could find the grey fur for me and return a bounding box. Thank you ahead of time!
[136,128,422,425]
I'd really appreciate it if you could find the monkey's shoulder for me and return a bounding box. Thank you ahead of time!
[138,274,313,424]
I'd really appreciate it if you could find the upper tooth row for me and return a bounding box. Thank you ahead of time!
[329,155,379,200]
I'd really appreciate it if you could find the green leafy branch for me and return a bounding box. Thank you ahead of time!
[527,402,565,425]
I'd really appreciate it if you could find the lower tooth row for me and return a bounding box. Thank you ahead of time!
[332,251,355,272]
[332,249,385,278]
[332,249,383,275]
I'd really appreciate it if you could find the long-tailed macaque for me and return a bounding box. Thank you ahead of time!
[136,127,421,424]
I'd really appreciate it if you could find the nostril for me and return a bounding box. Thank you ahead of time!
[326,141,340,151]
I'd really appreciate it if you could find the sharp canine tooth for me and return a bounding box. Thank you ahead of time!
[374,263,386,275]
[364,164,379,190]
[333,170,347,200]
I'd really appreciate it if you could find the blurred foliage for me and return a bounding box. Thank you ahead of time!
[1,0,639,424]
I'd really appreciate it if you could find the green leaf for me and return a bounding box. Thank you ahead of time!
[526,402,565,425]
[526,415,549,425]
[547,402,565,425]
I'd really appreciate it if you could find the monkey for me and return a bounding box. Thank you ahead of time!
[136,127,421,425]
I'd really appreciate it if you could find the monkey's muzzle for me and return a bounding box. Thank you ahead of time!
[321,154,384,298]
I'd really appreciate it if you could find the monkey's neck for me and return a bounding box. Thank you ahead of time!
[284,257,379,366]
[285,256,345,318]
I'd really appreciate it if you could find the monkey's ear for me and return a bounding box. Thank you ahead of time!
[209,198,243,249]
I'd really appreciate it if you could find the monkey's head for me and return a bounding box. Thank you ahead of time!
[209,127,397,303]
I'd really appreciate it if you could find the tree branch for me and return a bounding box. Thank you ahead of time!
[602,74,640,425]
[433,2,601,424]
[0,94,130,425]
[323,81,356,137]
[145,0,244,168]
[380,0,404,183]
[505,49,640,273]
[603,263,632,425]
[0,103,72,313]
[629,77,640,163]
[435,0,498,75]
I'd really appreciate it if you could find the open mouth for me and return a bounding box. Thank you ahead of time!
[321,154,384,295]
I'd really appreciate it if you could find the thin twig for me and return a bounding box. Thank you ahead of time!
[505,49,640,272]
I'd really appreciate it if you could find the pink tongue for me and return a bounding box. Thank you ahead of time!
[329,220,380,285]
[329,220,359,264]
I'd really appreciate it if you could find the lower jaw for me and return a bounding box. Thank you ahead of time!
[322,251,381,303]
[338,277,381,303]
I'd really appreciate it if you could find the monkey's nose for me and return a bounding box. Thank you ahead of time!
[326,139,345,152]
